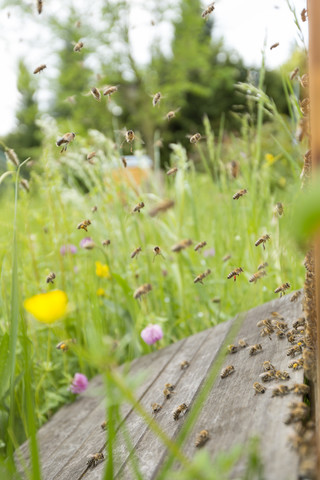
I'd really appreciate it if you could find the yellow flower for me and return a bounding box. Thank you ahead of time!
[96,288,106,296]
[24,290,68,324]
[265,153,281,166]
[95,261,111,278]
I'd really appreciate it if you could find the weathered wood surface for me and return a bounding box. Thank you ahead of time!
[16,292,305,480]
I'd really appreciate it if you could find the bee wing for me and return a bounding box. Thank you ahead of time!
[115,128,127,137]
[134,134,145,144]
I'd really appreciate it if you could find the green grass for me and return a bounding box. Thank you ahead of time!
[0,72,307,479]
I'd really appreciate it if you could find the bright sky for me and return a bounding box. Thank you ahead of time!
[0,0,308,136]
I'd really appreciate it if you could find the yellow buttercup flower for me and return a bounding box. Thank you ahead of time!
[96,288,106,296]
[95,261,111,279]
[24,290,68,324]
[265,153,281,166]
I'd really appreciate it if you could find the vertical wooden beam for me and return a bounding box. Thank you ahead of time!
[307,1,320,478]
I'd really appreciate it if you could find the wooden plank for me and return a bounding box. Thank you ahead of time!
[16,293,305,480]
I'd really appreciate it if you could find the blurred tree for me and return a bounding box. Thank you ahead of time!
[3,60,42,162]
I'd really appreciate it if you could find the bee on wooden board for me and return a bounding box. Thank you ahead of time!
[73,41,84,52]
[293,317,305,329]
[249,270,267,283]
[132,201,145,213]
[153,246,165,262]
[194,241,207,252]
[166,167,178,176]
[272,385,290,397]
[171,239,193,253]
[103,85,118,101]
[291,291,302,303]
[238,338,247,348]
[87,453,104,468]
[291,384,310,395]
[287,345,303,357]
[194,269,211,284]
[227,344,238,354]
[101,421,107,430]
[37,0,43,14]
[33,64,46,74]
[151,403,162,413]
[270,42,279,50]
[163,388,174,399]
[46,272,56,284]
[275,370,290,381]
[165,108,180,121]
[56,338,76,352]
[260,371,276,383]
[131,247,142,259]
[220,365,235,378]
[227,267,243,282]
[180,360,190,370]
[195,429,209,447]
[255,234,271,250]
[56,132,76,153]
[288,358,304,370]
[119,129,144,153]
[274,282,291,297]
[77,219,91,232]
[300,74,309,89]
[201,2,215,19]
[249,344,262,356]
[263,361,275,371]
[260,326,274,339]
[257,318,272,328]
[253,382,265,394]
[173,403,188,420]
[276,330,286,339]
[133,283,152,300]
[233,189,247,200]
[272,320,288,331]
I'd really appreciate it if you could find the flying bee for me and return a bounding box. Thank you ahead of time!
[46,272,56,284]
[238,338,247,348]
[194,241,207,252]
[151,403,162,413]
[101,421,107,430]
[222,254,231,262]
[88,87,101,101]
[249,270,267,283]
[195,429,209,447]
[291,291,302,303]
[165,108,180,121]
[103,85,118,101]
[180,360,190,370]
[152,92,163,107]
[171,239,193,253]
[166,167,178,176]
[272,385,289,397]
[249,344,262,356]
[102,239,111,247]
[287,345,303,357]
[131,247,142,259]
[56,338,76,352]
[56,132,76,153]
[255,234,271,250]
[300,74,309,88]
[275,370,290,381]
[301,8,307,22]
[173,403,188,420]
[270,42,279,50]
[188,133,202,144]
[133,283,152,300]
[293,317,305,329]
[132,202,145,213]
[291,384,310,395]
[274,202,284,217]
[33,64,46,74]
[227,267,243,282]
[91,206,98,213]
[119,129,144,153]
[87,152,96,162]
[37,0,43,14]
[227,344,239,354]
[220,365,235,378]
[121,157,127,168]
[260,371,276,382]
[258,262,268,271]
[211,297,221,303]
[201,2,215,19]
[290,67,300,81]
[149,199,175,217]
[77,219,91,232]
[73,41,84,52]
[274,282,290,297]
[288,358,304,370]
[153,246,165,262]
[20,179,30,192]
[194,269,211,284]
[263,361,275,371]
[253,382,265,394]
[227,160,240,179]
[232,189,247,200]
[87,453,104,468]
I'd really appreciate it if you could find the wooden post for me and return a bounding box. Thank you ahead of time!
[307,1,320,478]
